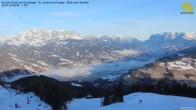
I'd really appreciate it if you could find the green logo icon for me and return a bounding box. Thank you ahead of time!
[181,2,194,14]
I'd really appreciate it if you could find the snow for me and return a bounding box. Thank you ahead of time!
[71,82,82,87]
[0,85,52,110]
[30,63,40,67]
[59,58,72,63]
[49,54,60,57]
[0,29,83,46]
[184,32,196,40]
[159,62,165,66]
[8,53,17,57]
[154,32,196,40]
[11,57,24,62]
[68,92,196,110]
[56,41,69,45]
[167,58,196,70]
[33,50,40,53]
[68,98,101,110]
[37,61,48,66]
[0,29,139,47]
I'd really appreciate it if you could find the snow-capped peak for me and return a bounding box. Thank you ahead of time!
[17,29,82,40]
[145,32,196,51]
[1,29,85,46]
[151,32,196,40]
[183,32,196,40]
[0,29,137,46]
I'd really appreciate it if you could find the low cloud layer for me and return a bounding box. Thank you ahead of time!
[39,58,155,81]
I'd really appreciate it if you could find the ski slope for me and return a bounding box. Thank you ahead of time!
[68,92,196,110]
[0,85,52,110]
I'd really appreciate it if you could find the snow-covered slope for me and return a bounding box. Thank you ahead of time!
[0,85,52,110]
[68,92,196,110]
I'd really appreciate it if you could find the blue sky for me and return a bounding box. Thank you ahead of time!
[0,0,195,40]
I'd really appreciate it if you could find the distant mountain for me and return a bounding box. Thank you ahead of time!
[0,29,84,46]
[0,29,142,46]
[1,30,196,81]
[145,32,196,52]
[0,29,148,72]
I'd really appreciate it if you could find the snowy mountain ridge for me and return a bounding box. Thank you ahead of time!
[1,30,196,81]
[153,32,196,40]
[0,29,137,46]
[145,32,196,52]
[0,29,84,46]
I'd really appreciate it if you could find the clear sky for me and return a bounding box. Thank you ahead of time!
[0,0,196,40]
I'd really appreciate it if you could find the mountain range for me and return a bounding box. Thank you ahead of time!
[0,29,147,72]
[1,30,196,110]
[0,29,196,81]
[145,32,196,52]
